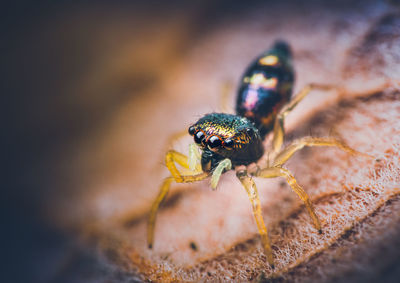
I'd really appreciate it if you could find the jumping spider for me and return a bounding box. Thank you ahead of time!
[147,41,369,267]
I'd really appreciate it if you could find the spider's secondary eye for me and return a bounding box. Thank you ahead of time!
[246,128,254,136]
[207,135,222,149]
[194,131,205,144]
[188,126,196,136]
[224,138,234,149]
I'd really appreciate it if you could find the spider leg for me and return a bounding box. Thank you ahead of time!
[148,150,208,249]
[147,176,173,249]
[236,169,275,267]
[157,129,188,166]
[166,149,205,182]
[147,173,208,249]
[272,83,336,153]
[252,166,321,233]
[272,136,372,167]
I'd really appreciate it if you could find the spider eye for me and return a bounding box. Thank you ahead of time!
[194,131,205,145]
[207,135,222,150]
[188,126,196,136]
[224,138,234,149]
[246,128,254,136]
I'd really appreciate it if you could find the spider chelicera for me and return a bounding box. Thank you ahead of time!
[147,41,369,267]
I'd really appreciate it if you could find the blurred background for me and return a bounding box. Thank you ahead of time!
[3,0,400,282]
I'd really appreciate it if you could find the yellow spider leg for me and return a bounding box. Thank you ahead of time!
[149,149,208,249]
[253,166,321,233]
[147,171,208,249]
[147,177,173,248]
[210,158,232,190]
[236,170,275,267]
[272,83,336,153]
[155,129,189,171]
[165,150,193,182]
[272,136,372,167]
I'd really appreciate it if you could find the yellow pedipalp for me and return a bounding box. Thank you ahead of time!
[210,158,232,190]
[188,143,202,172]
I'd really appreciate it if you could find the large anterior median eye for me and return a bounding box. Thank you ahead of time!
[207,135,222,150]
[194,131,205,145]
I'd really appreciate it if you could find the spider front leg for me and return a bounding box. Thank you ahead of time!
[272,83,336,153]
[165,146,204,182]
[252,166,322,233]
[147,149,208,249]
[236,168,275,267]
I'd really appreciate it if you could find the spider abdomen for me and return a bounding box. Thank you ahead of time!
[236,41,295,138]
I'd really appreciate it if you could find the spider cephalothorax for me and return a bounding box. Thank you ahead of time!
[188,113,264,171]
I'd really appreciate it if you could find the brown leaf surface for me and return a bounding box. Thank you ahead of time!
[39,1,400,282]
